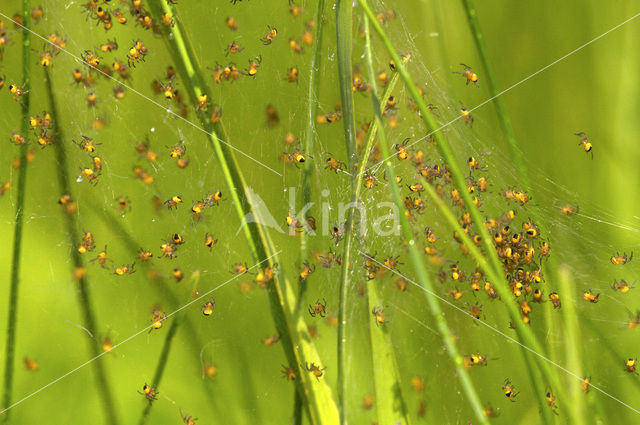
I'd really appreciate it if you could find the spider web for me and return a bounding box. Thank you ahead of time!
[0,0,639,424]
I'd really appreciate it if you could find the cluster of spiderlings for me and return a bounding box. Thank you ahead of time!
[71,135,103,184]
[82,0,159,31]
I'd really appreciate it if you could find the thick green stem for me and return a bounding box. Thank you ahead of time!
[2,1,31,420]
[336,2,357,423]
[44,68,119,425]
[366,281,410,425]
[336,0,357,171]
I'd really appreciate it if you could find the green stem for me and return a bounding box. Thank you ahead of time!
[359,2,568,417]
[459,0,526,181]
[299,0,326,273]
[336,0,357,171]
[2,0,31,419]
[137,272,200,425]
[148,2,339,424]
[44,68,119,425]
[293,388,303,425]
[137,319,180,425]
[336,1,356,424]
[362,18,488,425]
[90,204,224,418]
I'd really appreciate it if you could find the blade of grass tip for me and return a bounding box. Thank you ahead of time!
[359,1,569,414]
[420,181,555,425]
[2,0,31,420]
[458,0,560,364]
[366,280,411,425]
[336,1,358,424]
[148,3,340,424]
[88,204,226,419]
[44,67,119,425]
[557,265,586,425]
[299,0,326,270]
[362,16,487,425]
[137,271,201,425]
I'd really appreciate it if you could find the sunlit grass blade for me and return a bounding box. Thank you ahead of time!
[361,15,488,424]
[44,67,120,425]
[2,1,31,420]
[148,2,339,424]
[366,281,411,425]
[359,2,570,418]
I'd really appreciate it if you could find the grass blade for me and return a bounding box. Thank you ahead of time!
[558,265,586,425]
[359,16,414,425]
[366,281,411,425]
[361,14,488,424]
[148,2,339,424]
[336,0,357,171]
[44,67,120,425]
[335,1,359,423]
[2,1,31,419]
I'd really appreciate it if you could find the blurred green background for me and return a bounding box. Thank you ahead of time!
[1,0,639,423]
